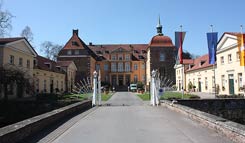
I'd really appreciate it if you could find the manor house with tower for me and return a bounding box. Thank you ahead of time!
[57,20,176,90]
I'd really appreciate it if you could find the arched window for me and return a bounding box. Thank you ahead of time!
[160,52,165,61]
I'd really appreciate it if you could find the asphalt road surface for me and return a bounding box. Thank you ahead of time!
[51,92,233,143]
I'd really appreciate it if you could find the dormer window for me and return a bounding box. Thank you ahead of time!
[105,50,109,54]
[142,50,147,54]
[134,50,138,53]
[96,51,102,54]
[45,62,51,69]
[199,61,205,67]
[138,55,144,59]
[56,66,61,71]
[189,64,194,69]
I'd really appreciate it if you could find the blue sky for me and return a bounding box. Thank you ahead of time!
[4,0,245,56]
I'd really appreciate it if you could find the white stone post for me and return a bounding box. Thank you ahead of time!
[151,70,156,106]
[92,71,97,106]
[98,70,101,106]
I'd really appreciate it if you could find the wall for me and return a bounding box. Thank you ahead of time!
[3,46,34,76]
[177,99,245,125]
[0,100,92,143]
[33,69,65,93]
[186,66,214,93]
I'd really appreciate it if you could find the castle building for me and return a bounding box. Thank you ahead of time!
[58,20,176,90]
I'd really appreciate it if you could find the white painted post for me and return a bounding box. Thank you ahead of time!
[98,70,101,106]
[151,70,156,106]
[92,71,97,106]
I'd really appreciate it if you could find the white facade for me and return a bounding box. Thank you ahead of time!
[216,33,244,95]
[175,33,245,95]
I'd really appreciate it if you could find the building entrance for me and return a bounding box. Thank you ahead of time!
[118,75,123,86]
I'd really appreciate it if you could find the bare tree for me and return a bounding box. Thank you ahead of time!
[0,0,13,37]
[41,41,63,61]
[51,44,63,61]
[41,41,53,59]
[20,26,33,43]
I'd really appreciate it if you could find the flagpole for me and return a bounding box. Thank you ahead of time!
[180,25,184,99]
[210,25,216,97]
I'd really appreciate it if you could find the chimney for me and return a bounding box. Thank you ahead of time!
[73,29,79,36]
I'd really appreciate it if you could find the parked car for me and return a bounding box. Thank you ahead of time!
[130,84,137,92]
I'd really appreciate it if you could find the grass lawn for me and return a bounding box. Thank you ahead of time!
[62,93,93,100]
[137,91,199,100]
[160,91,197,100]
[62,92,113,101]
[101,92,113,101]
[137,92,150,101]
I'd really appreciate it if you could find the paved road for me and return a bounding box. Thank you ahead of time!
[51,92,233,143]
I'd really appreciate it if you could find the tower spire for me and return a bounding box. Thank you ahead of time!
[156,16,163,35]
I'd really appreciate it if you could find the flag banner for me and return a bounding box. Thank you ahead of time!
[237,34,245,66]
[207,32,218,64]
[175,32,186,64]
[237,34,245,51]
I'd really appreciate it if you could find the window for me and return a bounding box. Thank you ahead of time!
[36,79,39,93]
[118,54,123,61]
[118,62,124,72]
[134,63,138,70]
[111,55,116,60]
[134,75,138,83]
[228,54,232,63]
[56,80,59,89]
[142,75,145,82]
[19,58,23,66]
[125,54,130,60]
[199,61,205,67]
[104,64,108,71]
[205,77,208,90]
[75,50,79,55]
[220,56,224,64]
[72,41,79,46]
[9,55,14,64]
[67,50,72,55]
[141,63,145,69]
[44,80,47,92]
[111,63,117,72]
[238,73,243,90]
[125,62,130,72]
[160,53,165,61]
[61,81,63,91]
[96,64,100,71]
[221,75,225,90]
[27,60,30,68]
[237,52,240,61]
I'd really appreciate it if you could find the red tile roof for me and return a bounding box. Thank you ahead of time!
[35,56,65,74]
[57,61,73,67]
[149,35,174,47]
[183,59,194,64]
[185,54,213,72]
[88,44,148,61]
